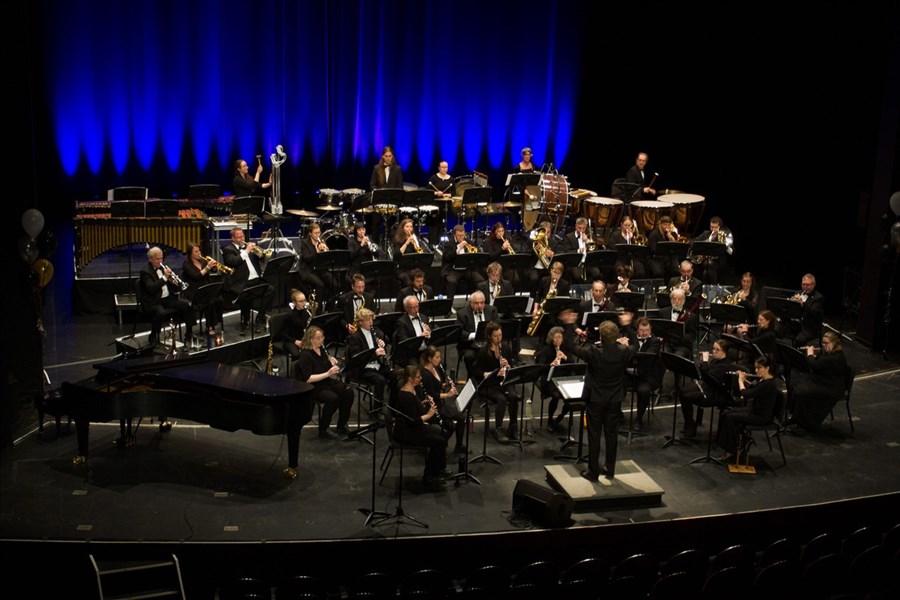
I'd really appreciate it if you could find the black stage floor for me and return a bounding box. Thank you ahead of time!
[3,300,900,596]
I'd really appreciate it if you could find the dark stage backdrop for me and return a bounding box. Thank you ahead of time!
[17,1,900,321]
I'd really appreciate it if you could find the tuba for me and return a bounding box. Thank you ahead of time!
[532,228,552,269]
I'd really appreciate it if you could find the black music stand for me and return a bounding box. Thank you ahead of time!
[499,253,536,280]
[720,333,763,366]
[613,291,646,314]
[585,249,618,270]
[405,189,435,229]
[656,290,672,310]
[690,240,728,266]
[468,371,505,467]
[231,195,266,229]
[393,334,426,367]
[370,401,428,529]
[313,249,352,297]
[611,178,641,202]
[767,297,804,338]
[655,240,690,271]
[552,252,584,271]
[190,281,222,348]
[360,260,395,309]
[263,253,295,306]
[371,188,405,208]
[110,200,146,281]
[373,312,403,347]
[660,351,699,449]
[445,379,482,486]
[232,281,270,341]
[145,199,180,218]
[615,243,649,268]
[549,364,588,462]
[429,324,462,357]
[188,184,221,201]
[710,303,747,326]
[355,420,391,527]
[650,318,686,346]
[506,172,541,191]
[346,347,380,445]
[398,252,434,274]
[584,311,623,336]
[420,298,453,318]
[776,341,810,374]
[503,364,547,450]
[451,252,491,279]
[493,295,530,317]
[543,296,582,316]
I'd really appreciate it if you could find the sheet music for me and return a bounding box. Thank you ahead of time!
[455,379,476,413]
[558,380,585,400]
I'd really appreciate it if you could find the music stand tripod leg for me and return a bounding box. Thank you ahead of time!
[357,424,391,526]
[369,445,428,529]
[662,388,689,448]
[468,400,503,465]
[448,406,482,485]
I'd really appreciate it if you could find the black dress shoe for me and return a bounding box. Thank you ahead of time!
[318,429,340,440]
[493,428,509,443]
[335,425,350,435]
[600,464,615,479]
[684,423,698,439]
[507,427,519,441]
[580,470,599,482]
[254,321,265,334]
[239,323,249,336]
[422,476,445,491]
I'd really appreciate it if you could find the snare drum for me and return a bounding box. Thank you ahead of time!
[629,200,675,234]
[658,193,705,236]
[582,197,624,229]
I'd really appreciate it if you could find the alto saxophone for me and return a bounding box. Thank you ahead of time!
[526,286,557,336]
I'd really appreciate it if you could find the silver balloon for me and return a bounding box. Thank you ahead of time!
[890,191,900,217]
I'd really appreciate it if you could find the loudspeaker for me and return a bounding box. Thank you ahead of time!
[512,479,574,528]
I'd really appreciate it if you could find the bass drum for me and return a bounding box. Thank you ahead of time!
[321,230,349,250]
[540,172,570,213]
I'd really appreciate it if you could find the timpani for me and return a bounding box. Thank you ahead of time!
[629,200,675,235]
[658,193,705,236]
[582,197,624,229]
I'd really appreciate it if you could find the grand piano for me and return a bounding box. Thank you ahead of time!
[59,353,313,478]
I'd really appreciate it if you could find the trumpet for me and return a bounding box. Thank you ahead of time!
[313,236,329,253]
[162,264,189,291]
[462,239,479,253]
[202,255,234,275]
[242,243,273,258]
[670,225,689,243]
[503,236,516,255]
[410,234,424,253]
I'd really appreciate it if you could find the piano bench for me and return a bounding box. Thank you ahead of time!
[115,293,138,326]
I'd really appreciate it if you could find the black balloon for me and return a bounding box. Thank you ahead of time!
[38,229,58,258]
[18,236,38,265]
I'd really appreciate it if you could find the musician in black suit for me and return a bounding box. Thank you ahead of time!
[789,273,825,347]
[625,151,656,200]
[347,222,380,286]
[560,314,636,480]
[392,295,432,367]
[574,280,616,342]
[657,287,699,358]
[346,308,392,408]
[369,145,404,190]
[441,224,485,302]
[473,321,521,443]
[625,317,663,431]
[392,218,423,289]
[456,291,499,378]
[647,215,682,280]
[477,262,514,309]
[276,289,311,364]
[394,268,434,312]
[483,223,522,288]
[530,261,571,339]
[559,217,599,284]
[607,215,647,279]
[667,260,704,299]
[222,227,275,335]
[692,216,734,285]
[140,246,196,346]
[298,223,334,301]
[338,273,378,336]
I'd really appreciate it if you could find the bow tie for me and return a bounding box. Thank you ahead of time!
[673,309,683,315]
[354,295,362,301]
[475,312,483,318]
[594,304,603,309]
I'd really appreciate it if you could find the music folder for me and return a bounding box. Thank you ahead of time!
[583,310,622,329]
[649,318,686,341]
[455,379,477,413]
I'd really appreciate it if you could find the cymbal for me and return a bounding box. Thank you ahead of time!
[287,209,318,217]
[502,202,523,208]
[316,205,342,211]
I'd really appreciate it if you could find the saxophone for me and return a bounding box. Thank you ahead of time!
[526,286,557,336]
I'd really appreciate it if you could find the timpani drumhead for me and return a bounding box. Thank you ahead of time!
[629,200,674,234]
[659,193,705,235]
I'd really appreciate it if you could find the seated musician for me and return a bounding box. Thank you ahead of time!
[608,215,647,278]
[483,223,522,287]
[624,317,664,432]
[296,325,354,440]
[299,222,335,302]
[477,262,514,310]
[534,326,574,433]
[667,260,704,299]
[692,216,734,285]
[679,337,737,439]
[346,308,391,410]
[574,280,617,340]
[735,271,760,322]
[788,273,825,348]
[473,321,521,443]
[276,289,311,366]
[222,227,275,336]
[559,217,600,284]
[339,273,378,336]
[181,241,224,337]
[419,345,466,455]
[531,260,570,339]
[392,218,424,288]
[787,331,847,432]
[609,265,636,295]
[526,220,559,290]
[440,224,485,301]
[727,309,778,368]
[392,295,432,367]
[647,215,682,280]
[456,291,498,378]
[347,222,381,287]
[140,246,196,347]
[717,355,777,461]
[394,268,435,312]
[659,287,699,359]
[393,365,449,492]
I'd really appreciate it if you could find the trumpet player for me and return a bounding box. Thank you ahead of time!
[392,218,422,288]
[223,227,275,336]
[693,216,734,284]
[666,260,704,299]
[348,222,380,287]
[181,242,225,336]
[441,224,485,304]
[648,215,681,280]
[560,217,600,283]
[787,273,825,348]
[484,223,522,288]
[339,274,377,336]
[298,223,332,300]
[608,215,647,278]
[140,246,195,347]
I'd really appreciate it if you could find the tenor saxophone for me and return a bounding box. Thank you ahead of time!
[526,287,557,336]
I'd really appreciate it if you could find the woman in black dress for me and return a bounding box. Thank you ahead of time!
[296,326,353,440]
[419,346,465,453]
[181,242,225,337]
[232,157,272,197]
[392,218,422,288]
[789,331,848,431]
[534,326,573,432]
[473,321,521,443]
[732,309,778,368]
[392,365,449,491]
[717,354,778,459]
